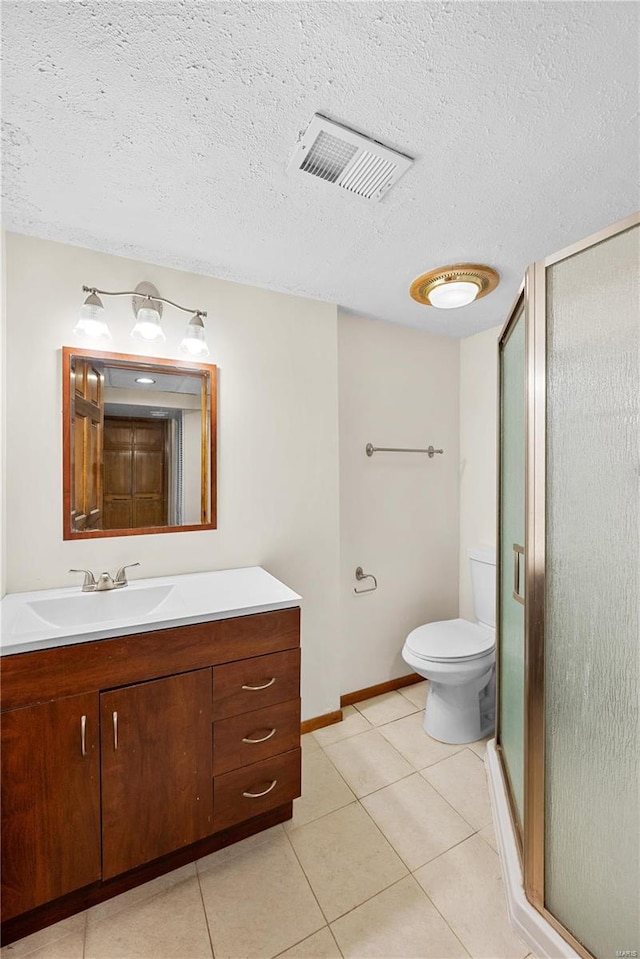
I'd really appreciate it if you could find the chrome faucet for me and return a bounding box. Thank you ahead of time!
[69,563,140,592]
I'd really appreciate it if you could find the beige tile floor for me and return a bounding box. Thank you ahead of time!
[1,683,536,959]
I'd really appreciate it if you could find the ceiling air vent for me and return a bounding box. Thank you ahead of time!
[289,114,413,202]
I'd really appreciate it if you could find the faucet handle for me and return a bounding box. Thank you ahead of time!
[69,569,97,591]
[114,562,140,586]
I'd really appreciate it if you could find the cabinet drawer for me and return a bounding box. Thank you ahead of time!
[213,698,300,775]
[212,648,300,720]
[213,748,301,832]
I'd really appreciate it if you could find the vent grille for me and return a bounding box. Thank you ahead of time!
[300,131,358,183]
[289,114,413,202]
[339,150,398,199]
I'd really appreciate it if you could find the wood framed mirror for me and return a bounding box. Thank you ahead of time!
[62,348,217,539]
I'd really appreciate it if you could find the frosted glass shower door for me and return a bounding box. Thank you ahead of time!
[544,224,639,957]
[498,302,526,826]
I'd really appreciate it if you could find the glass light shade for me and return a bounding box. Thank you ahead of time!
[131,304,165,341]
[74,293,111,339]
[180,315,210,357]
[428,280,480,309]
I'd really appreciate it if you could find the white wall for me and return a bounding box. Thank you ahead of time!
[4,233,341,721]
[459,324,501,619]
[338,310,460,694]
[0,230,6,598]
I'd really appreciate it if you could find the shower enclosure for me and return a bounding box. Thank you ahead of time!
[495,212,639,959]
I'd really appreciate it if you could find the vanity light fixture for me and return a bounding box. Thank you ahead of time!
[77,282,210,356]
[180,314,209,357]
[74,292,111,339]
[410,263,499,310]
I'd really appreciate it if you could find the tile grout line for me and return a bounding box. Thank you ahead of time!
[195,868,217,959]
[326,867,472,958]
[327,872,411,929]
[316,727,479,814]
[418,746,493,833]
[285,796,359,837]
[279,827,342,953]
[318,724,419,796]
[408,831,517,959]
[285,781,419,938]
[413,830,482,873]
[271,925,343,959]
[411,879,475,959]
[351,703,422,725]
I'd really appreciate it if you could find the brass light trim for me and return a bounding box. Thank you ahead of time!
[410,263,500,306]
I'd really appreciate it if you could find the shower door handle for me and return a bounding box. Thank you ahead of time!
[513,544,524,605]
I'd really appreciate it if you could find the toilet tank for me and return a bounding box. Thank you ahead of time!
[468,547,496,629]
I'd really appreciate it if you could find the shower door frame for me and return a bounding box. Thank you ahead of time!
[495,286,526,861]
[498,210,639,959]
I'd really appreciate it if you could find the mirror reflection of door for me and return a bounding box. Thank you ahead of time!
[72,358,104,531]
[103,417,168,530]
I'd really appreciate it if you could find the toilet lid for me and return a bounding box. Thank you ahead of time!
[406,618,494,663]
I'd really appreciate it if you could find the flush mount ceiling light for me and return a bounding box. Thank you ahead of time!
[410,264,500,310]
[76,282,210,357]
[135,377,156,385]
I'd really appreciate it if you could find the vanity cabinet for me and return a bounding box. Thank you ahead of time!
[0,606,301,942]
[0,693,101,918]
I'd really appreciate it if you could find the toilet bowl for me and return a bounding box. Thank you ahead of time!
[402,547,496,745]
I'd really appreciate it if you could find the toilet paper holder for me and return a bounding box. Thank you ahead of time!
[354,567,378,594]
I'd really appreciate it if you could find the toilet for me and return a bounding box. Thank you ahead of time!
[401,547,496,745]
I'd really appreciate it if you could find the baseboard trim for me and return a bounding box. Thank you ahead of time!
[301,673,423,735]
[340,673,422,707]
[300,709,343,735]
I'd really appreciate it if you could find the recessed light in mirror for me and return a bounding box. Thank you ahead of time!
[135,377,156,384]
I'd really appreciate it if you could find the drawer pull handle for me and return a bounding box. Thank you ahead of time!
[242,728,276,744]
[241,678,276,691]
[113,711,119,750]
[243,779,278,799]
[80,715,87,756]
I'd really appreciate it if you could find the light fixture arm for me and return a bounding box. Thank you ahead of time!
[82,285,207,318]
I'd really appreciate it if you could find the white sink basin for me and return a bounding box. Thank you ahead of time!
[0,567,301,656]
[27,585,174,629]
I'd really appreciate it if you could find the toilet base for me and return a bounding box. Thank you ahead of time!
[423,668,493,744]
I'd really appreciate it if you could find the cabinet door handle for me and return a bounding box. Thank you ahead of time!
[243,779,277,799]
[80,715,87,757]
[242,728,276,744]
[241,678,276,691]
[112,711,119,750]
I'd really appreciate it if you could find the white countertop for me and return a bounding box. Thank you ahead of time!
[0,567,301,656]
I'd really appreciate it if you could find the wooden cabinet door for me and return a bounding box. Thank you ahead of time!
[1,693,101,919]
[101,669,213,879]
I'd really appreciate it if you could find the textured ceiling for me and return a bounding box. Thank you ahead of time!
[2,1,638,337]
